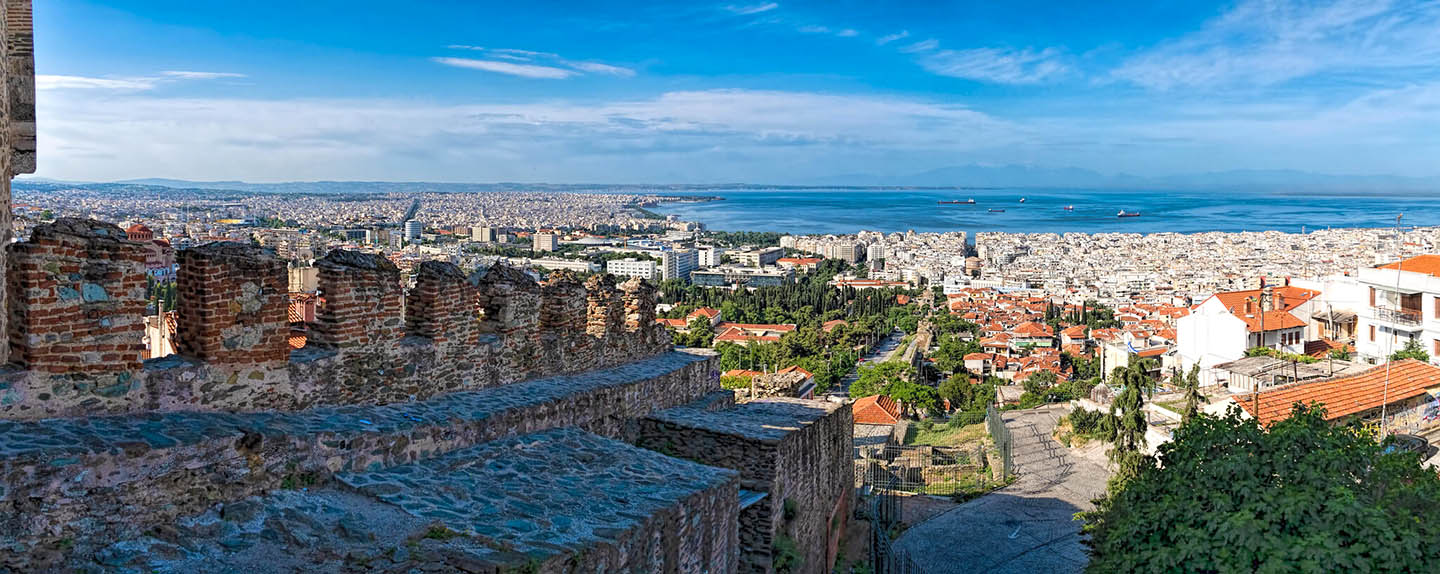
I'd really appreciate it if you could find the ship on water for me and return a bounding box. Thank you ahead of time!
[1118,210,1141,218]
[937,199,976,204]
[1019,197,1026,203]
[1063,205,1074,211]
[988,208,1006,213]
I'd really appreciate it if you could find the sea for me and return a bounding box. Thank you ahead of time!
[646,188,1440,236]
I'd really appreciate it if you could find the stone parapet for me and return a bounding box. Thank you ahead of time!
[0,349,720,568]
[0,223,676,419]
[175,242,290,366]
[638,397,854,574]
[6,218,147,375]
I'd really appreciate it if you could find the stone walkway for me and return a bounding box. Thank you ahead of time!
[893,405,1111,574]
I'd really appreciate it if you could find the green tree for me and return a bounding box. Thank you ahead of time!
[1105,359,1154,483]
[1180,364,1206,424]
[848,361,910,399]
[1390,339,1430,363]
[1021,370,1058,395]
[1082,404,1440,573]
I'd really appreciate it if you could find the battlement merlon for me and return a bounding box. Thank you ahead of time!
[0,220,675,420]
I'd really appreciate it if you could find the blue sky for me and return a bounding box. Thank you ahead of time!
[32,0,1440,183]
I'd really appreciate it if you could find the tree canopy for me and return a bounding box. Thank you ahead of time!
[1391,339,1430,363]
[1082,404,1440,573]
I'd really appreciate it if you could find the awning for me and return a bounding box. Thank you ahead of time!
[1311,310,1356,324]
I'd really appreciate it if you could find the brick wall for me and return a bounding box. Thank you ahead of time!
[0,221,676,419]
[310,249,404,351]
[175,242,290,366]
[7,219,147,375]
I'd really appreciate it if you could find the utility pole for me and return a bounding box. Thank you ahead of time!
[1380,214,1403,435]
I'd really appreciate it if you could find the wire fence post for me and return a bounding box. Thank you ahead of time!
[987,404,1013,479]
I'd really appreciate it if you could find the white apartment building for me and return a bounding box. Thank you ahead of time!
[698,246,726,267]
[404,220,423,241]
[533,232,558,252]
[606,258,659,281]
[661,249,699,283]
[471,226,496,242]
[1177,285,1318,388]
[733,247,784,267]
[505,257,598,274]
[1355,255,1440,366]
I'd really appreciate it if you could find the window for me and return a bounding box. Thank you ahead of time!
[1434,339,1439,357]
[1370,287,1376,307]
[1370,324,1376,341]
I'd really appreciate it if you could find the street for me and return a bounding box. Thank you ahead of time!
[893,405,1112,574]
[828,329,906,398]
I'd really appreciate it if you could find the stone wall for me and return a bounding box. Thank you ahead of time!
[0,0,36,368]
[0,224,674,419]
[0,350,720,567]
[636,398,854,574]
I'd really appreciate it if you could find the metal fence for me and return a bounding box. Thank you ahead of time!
[987,405,1014,479]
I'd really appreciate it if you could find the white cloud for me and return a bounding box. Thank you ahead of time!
[911,45,1068,84]
[797,25,830,34]
[35,88,1022,182]
[37,75,155,91]
[432,57,577,79]
[159,71,246,80]
[877,31,910,45]
[722,3,779,16]
[899,39,939,53]
[1113,0,1440,89]
[439,47,635,78]
[836,29,859,38]
[563,60,638,77]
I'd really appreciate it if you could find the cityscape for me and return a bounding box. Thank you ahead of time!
[7,1,1440,573]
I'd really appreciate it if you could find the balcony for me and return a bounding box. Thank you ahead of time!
[1374,306,1423,327]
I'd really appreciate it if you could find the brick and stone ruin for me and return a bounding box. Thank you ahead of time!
[0,4,853,572]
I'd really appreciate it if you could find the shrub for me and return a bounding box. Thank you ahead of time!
[1070,407,1103,435]
[949,410,987,427]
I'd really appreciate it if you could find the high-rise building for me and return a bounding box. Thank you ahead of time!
[867,243,886,263]
[661,249,699,283]
[404,220,423,241]
[533,232,558,252]
[471,226,496,242]
[698,246,726,267]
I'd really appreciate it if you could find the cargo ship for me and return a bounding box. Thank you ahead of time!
[1117,210,1141,218]
[1063,205,1074,211]
[937,199,976,204]
[988,208,1006,213]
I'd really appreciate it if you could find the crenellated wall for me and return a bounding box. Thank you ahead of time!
[0,219,673,420]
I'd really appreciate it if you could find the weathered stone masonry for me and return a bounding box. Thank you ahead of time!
[0,222,674,419]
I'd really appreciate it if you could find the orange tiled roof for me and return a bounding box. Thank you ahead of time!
[723,369,763,379]
[853,394,901,425]
[689,307,720,320]
[964,352,992,361]
[822,319,848,332]
[1210,286,1318,315]
[1379,254,1440,278]
[1061,325,1089,339]
[1235,359,1440,425]
[656,317,688,328]
[1237,309,1307,333]
[1304,339,1354,359]
[288,333,307,350]
[1012,321,1054,338]
[777,365,814,378]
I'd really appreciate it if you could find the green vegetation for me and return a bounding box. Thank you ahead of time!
[1043,300,1122,332]
[1082,404,1440,572]
[1104,359,1154,485]
[701,230,786,248]
[660,258,919,393]
[905,420,988,447]
[1391,339,1431,363]
[1330,347,1353,360]
[1179,363,1206,423]
[1244,345,1319,363]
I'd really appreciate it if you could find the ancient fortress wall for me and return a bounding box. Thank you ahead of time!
[0,218,673,419]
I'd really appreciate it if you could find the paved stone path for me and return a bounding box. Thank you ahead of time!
[894,405,1112,574]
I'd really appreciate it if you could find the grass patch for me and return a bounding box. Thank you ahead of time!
[905,422,988,447]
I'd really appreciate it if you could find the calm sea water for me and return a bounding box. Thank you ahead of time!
[647,188,1440,235]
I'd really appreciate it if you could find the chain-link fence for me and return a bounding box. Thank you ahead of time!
[987,404,1013,479]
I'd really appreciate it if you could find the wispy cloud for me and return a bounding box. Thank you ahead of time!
[876,31,910,45]
[38,75,155,91]
[899,39,939,53]
[38,71,246,91]
[797,25,830,34]
[722,2,779,16]
[836,29,859,38]
[436,47,635,79]
[1112,0,1440,89]
[896,38,1067,84]
[159,70,246,80]
[432,57,576,79]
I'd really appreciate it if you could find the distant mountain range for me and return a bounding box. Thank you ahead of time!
[16,166,1440,193]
